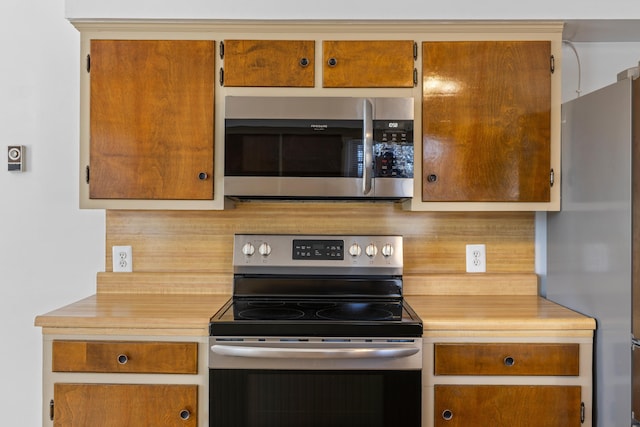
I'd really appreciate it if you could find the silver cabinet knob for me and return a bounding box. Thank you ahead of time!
[117,354,128,364]
[442,409,453,421]
[179,409,191,420]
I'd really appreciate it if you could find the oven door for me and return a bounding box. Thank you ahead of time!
[209,338,422,427]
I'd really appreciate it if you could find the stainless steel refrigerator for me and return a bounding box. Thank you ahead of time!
[546,64,639,427]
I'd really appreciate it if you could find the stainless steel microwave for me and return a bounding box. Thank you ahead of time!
[224,96,414,199]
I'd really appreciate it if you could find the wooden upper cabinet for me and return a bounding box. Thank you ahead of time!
[222,40,314,87]
[422,41,552,202]
[89,40,215,200]
[323,40,415,88]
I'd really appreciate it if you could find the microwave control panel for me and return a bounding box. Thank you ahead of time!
[373,120,413,178]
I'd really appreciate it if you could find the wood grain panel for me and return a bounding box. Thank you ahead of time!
[223,39,314,87]
[323,40,415,88]
[52,340,197,373]
[53,384,197,427]
[434,385,581,427]
[96,272,232,294]
[94,272,537,296]
[403,273,538,295]
[434,343,580,376]
[422,41,551,202]
[105,204,535,276]
[89,40,215,200]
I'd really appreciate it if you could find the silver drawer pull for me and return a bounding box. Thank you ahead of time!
[442,409,453,420]
[117,354,128,364]
[504,356,515,367]
[179,409,191,420]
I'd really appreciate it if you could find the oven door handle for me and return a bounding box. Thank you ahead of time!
[211,345,419,359]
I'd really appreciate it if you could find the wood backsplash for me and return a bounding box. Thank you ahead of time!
[105,203,535,275]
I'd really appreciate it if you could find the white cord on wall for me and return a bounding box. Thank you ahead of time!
[562,40,582,97]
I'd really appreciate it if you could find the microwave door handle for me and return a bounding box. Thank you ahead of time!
[211,345,419,359]
[362,99,374,196]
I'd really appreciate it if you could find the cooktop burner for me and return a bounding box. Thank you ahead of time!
[238,307,306,320]
[316,305,395,321]
[233,300,401,322]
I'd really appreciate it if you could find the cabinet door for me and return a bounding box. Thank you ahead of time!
[434,385,581,427]
[223,40,314,87]
[422,41,551,202]
[89,40,215,200]
[53,384,197,426]
[323,40,415,88]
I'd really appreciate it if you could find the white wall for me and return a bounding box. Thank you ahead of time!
[65,0,640,20]
[2,0,640,425]
[562,42,640,101]
[0,0,104,425]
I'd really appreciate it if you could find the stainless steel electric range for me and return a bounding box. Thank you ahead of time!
[209,234,423,427]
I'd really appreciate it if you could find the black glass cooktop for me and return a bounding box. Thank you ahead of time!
[233,299,403,321]
[210,298,422,338]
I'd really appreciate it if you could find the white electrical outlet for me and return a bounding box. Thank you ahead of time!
[466,244,486,273]
[112,245,133,272]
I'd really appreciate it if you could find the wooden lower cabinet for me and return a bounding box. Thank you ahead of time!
[424,337,593,427]
[42,336,208,427]
[53,384,197,427]
[434,385,582,427]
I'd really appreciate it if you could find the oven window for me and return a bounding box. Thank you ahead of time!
[225,119,363,178]
[210,369,421,427]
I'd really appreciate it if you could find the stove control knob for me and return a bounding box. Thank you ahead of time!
[258,242,272,257]
[241,242,255,256]
[365,243,378,258]
[381,243,394,258]
[348,243,362,257]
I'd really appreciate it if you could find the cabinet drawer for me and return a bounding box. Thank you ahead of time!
[434,343,579,376]
[223,39,315,87]
[322,40,415,88]
[52,341,198,374]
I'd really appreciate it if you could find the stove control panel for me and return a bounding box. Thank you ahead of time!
[233,234,403,272]
[293,239,344,260]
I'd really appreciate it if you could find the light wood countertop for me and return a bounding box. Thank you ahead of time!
[406,295,596,332]
[34,292,595,336]
[34,293,231,335]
